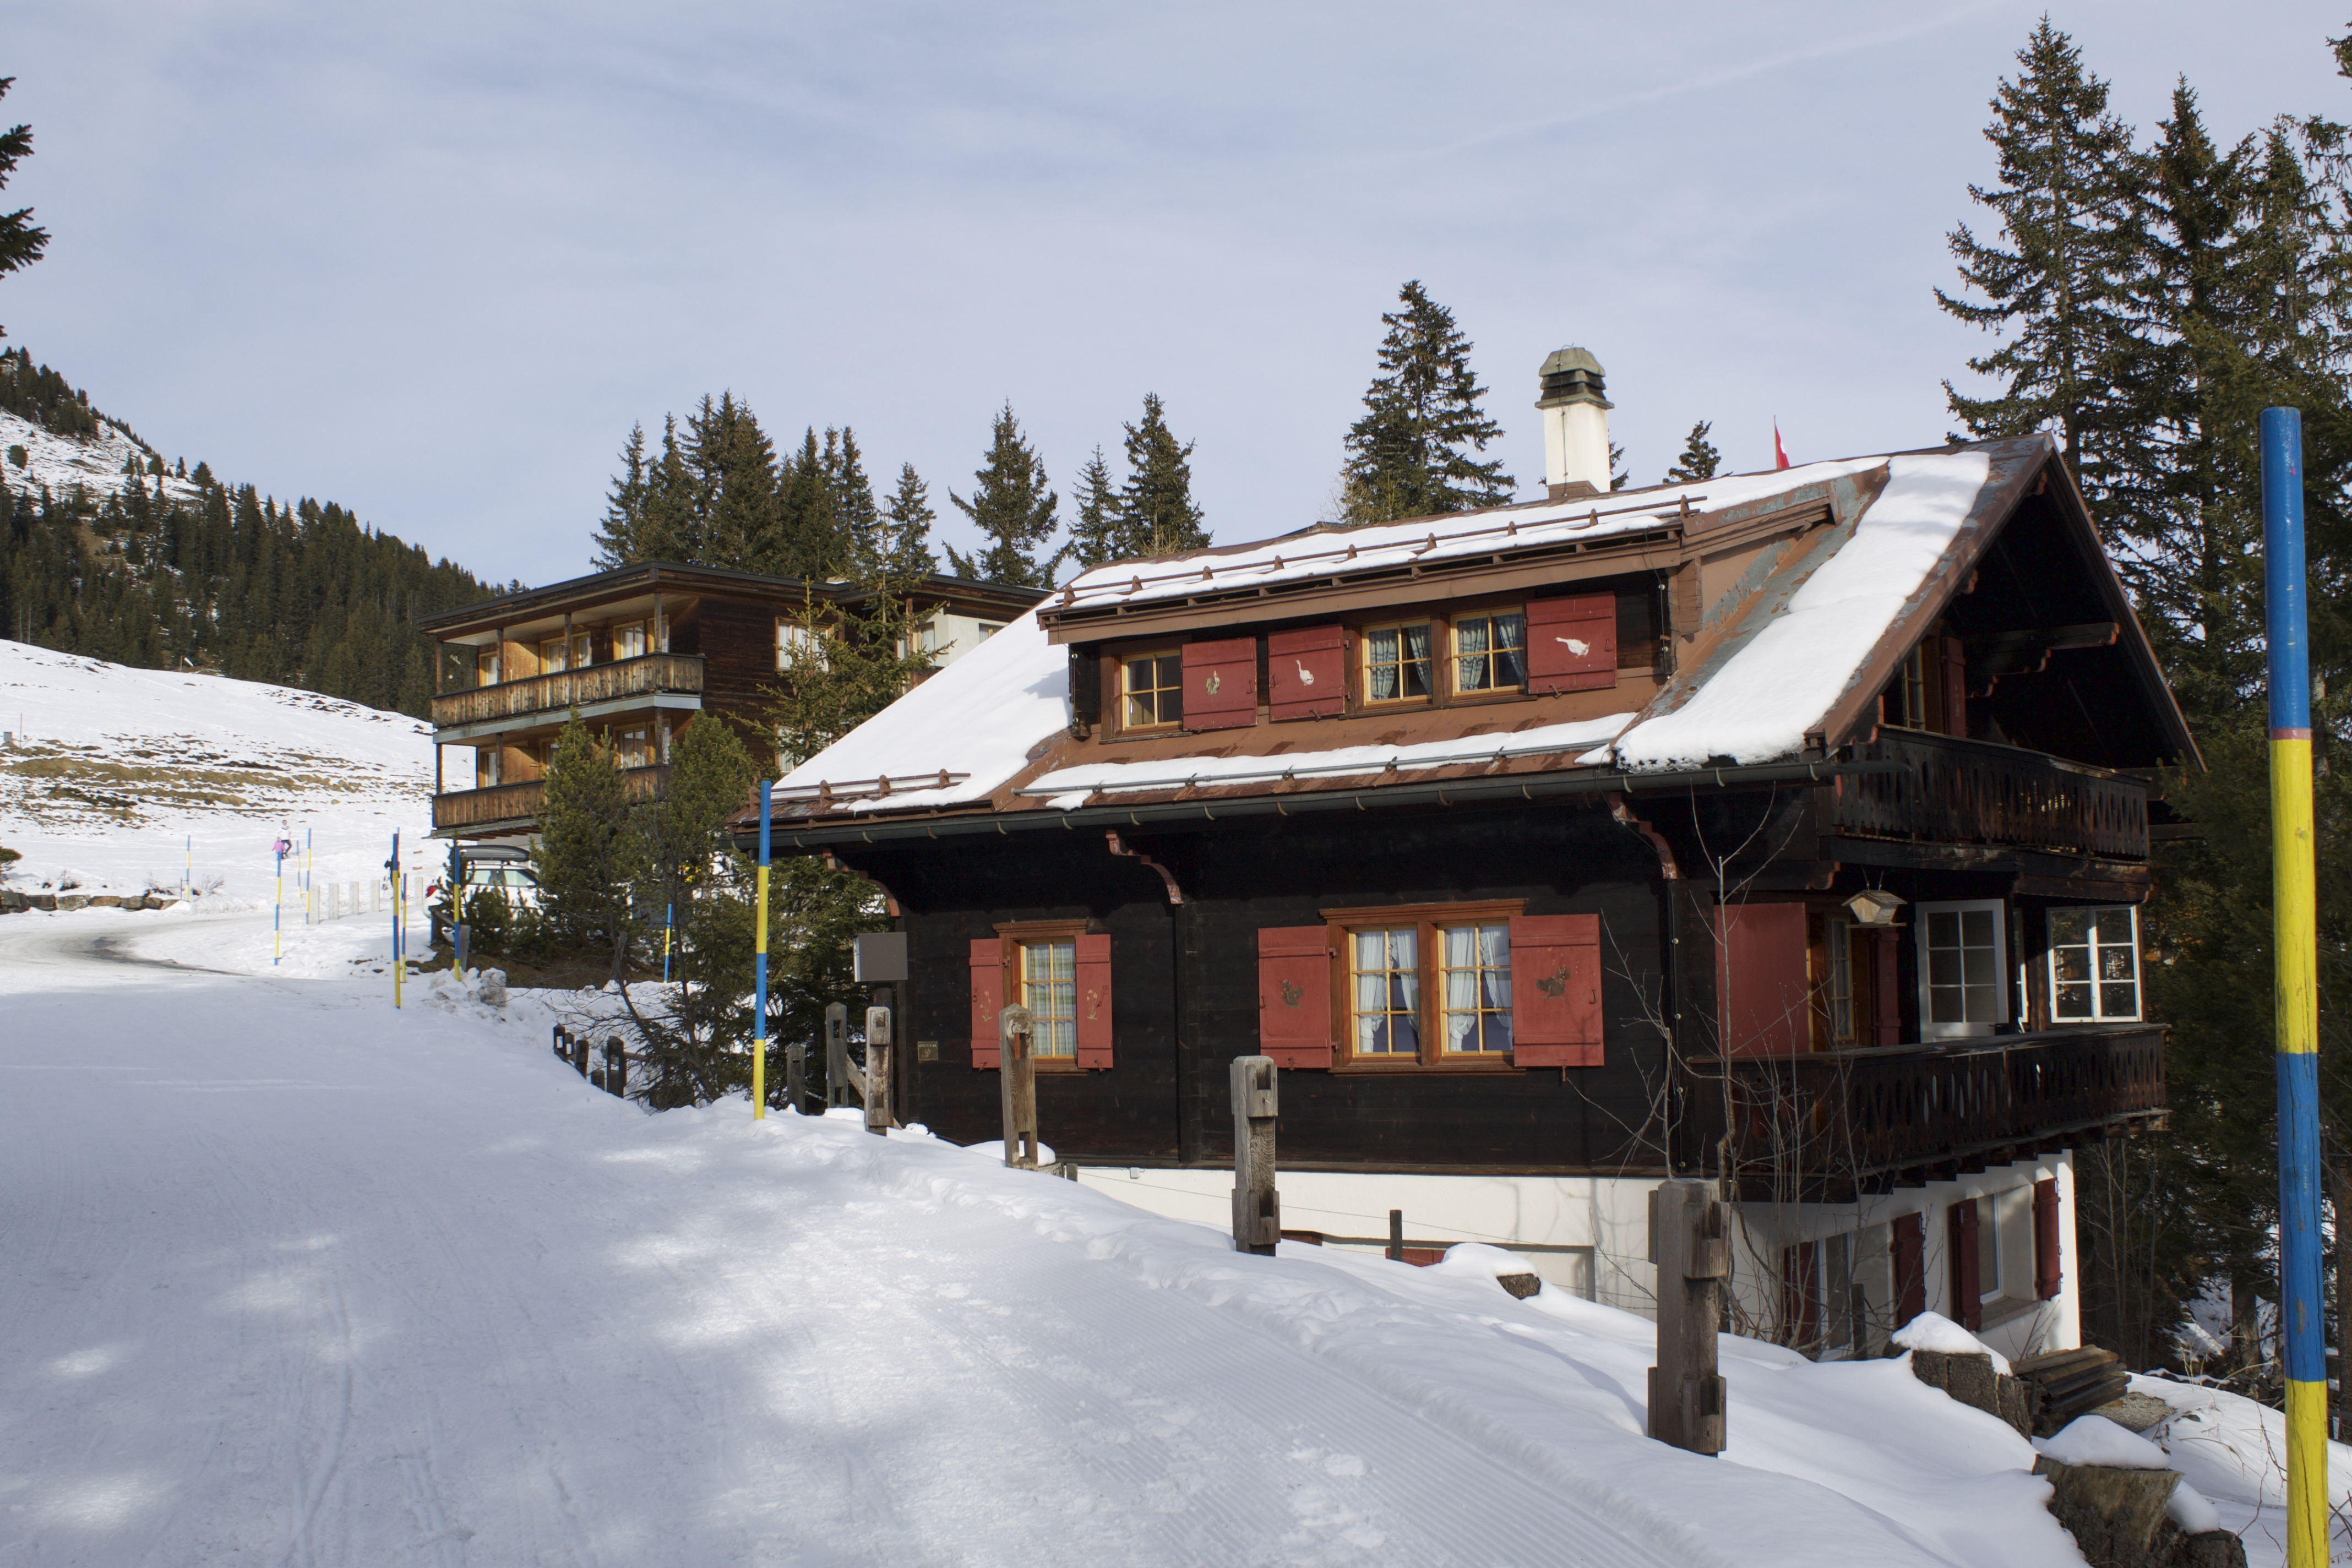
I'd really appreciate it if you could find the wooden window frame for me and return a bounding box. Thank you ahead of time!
[991,919,1092,1071]
[1322,899,1526,1072]
[612,620,650,661]
[1915,898,2009,1038]
[1449,606,1529,700]
[1359,619,1436,709]
[1119,648,1185,733]
[2046,904,2142,1023]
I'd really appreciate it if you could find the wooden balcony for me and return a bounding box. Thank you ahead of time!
[1689,1025,2166,1200]
[431,764,672,835]
[430,654,704,729]
[1834,731,2148,860]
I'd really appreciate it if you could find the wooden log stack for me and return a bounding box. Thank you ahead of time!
[2011,1346,2130,1436]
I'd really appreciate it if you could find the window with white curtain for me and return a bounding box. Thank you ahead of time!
[1439,922,1513,1053]
[2049,906,2141,1022]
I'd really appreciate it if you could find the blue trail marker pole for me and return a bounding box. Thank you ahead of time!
[2262,406,2324,1568]
[753,782,771,1119]
[273,837,288,965]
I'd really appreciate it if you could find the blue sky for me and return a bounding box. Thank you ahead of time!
[4,2,2345,586]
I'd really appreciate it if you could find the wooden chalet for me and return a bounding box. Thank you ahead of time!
[417,562,1043,841]
[734,357,2192,1360]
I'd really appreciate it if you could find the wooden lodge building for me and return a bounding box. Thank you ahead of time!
[416,562,1044,843]
[734,351,2191,1361]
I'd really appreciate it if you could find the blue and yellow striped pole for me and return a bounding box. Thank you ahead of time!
[2263,406,2326,1568]
[753,780,771,1120]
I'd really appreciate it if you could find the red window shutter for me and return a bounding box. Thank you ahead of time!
[1892,1212,1925,1328]
[1949,1200,1982,1331]
[1181,637,1257,729]
[1075,932,1113,1071]
[1716,902,1810,1055]
[968,938,1004,1069]
[1940,636,1969,738]
[1525,594,1618,693]
[1510,913,1602,1067]
[1267,625,1346,721]
[2033,1178,2062,1300]
[1257,925,1333,1070]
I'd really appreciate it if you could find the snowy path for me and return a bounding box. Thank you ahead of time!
[0,909,2070,1567]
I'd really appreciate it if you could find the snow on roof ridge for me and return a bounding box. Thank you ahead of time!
[1609,451,1995,773]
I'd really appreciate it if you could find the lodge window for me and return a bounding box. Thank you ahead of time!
[966,925,1113,1071]
[978,621,1005,639]
[476,747,500,787]
[1124,651,1184,729]
[539,633,590,673]
[615,726,654,770]
[1915,899,2008,1037]
[1349,929,1420,1055]
[1363,622,1433,704]
[613,621,648,660]
[1823,914,1856,1046]
[777,619,826,671]
[1452,611,1527,694]
[1272,901,1596,1070]
[1020,938,1079,1059]
[2049,906,2141,1022]
[1783,1232,1861,1358]
[1884,644,1929,729]
[476,646,501,685]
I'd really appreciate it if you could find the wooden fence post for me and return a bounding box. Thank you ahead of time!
[1229,1055,1280,1255]
[1647,1178,1729,1455]
[824,1003,850,1108]
[786,1038,806,1114]
[570,1031,589,1079]
[863,1005,893,1137]
[998,1004,1038,1169]
[1389,1208,1405,1262]
[605,1036,627,1098]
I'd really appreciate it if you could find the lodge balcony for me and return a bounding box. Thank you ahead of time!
[431,764,672,837]
[429,654,705,741]
[1831,731,2148,861]
[1686,1025,2167,1201]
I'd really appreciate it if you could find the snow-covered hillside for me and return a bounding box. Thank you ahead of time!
[0,639,433,902]
[1,405,206,507]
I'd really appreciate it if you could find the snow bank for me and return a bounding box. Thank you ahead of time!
[2035,1415,2169,1469]
[1612,452,1992,771]
[1892,1309,2011,1374]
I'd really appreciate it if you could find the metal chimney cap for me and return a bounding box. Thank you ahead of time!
[1537,346,1611,410]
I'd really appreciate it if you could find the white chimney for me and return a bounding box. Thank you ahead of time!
[1536,346,1612,499]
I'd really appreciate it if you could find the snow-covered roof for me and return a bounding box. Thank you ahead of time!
[763,435,2150,828]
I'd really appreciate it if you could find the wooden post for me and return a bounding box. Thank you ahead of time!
[786,1038,807,1114]
[998,1004,1038,1169]
[1389,1209,1405,1262]
[570,1031,590,1079]
[1229,1055,1280,1255]
[1648,1178,1729,1455]
[606,1036,627,1098]
[863,1004,893,1136]
[824,1003,850,1108]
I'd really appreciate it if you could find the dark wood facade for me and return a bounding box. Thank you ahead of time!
[751,437,2191,1196]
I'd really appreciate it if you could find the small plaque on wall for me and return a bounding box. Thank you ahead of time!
[916,1039,939,1063]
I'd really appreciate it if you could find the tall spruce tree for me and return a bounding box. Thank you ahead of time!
[880,462,940,578]
[531,714,645,983]
[591,423,651,569]
[944,402,1060,587]
[1935,20,2142,497]
[1064,445,1123,569]
[687,393,783,574]
[0,78,47,340]
[1115,394,1208,558]
[1664,421,1720,483]
[1341,281,1514,522]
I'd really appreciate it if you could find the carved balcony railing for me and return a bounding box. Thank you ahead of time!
[1833,731,2148,860]
[1687,1025,2166,1200]
[430,654,704,730]
[431,764,672,833]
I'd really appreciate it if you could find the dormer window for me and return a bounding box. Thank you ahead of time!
[1453,610,1527,693]
[1365,623,1433,704]
[1885,644,1930,729]
[1124,651,1184,729]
